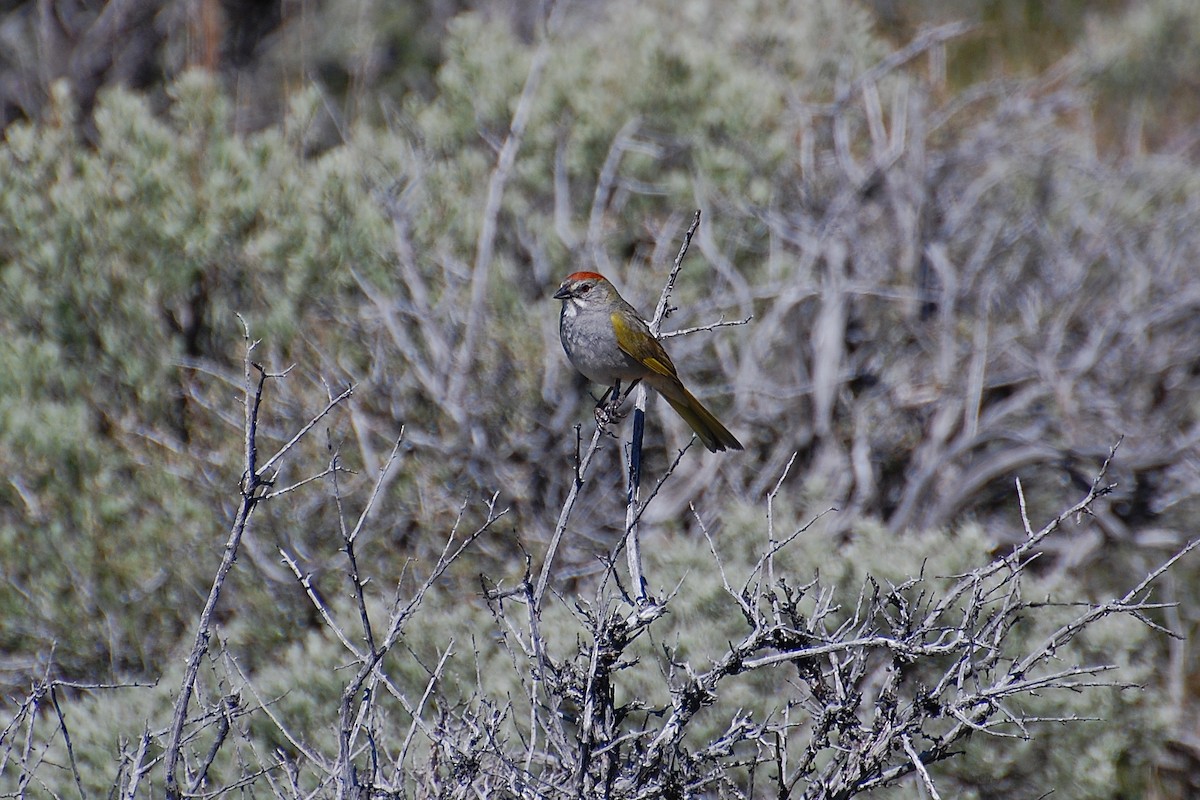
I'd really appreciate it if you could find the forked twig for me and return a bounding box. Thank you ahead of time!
[163,322,353,799]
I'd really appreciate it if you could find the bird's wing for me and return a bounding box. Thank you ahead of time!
[611,311,679,379]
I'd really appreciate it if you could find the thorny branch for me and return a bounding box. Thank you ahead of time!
[450,440,1196,799]
[163,322,354,800]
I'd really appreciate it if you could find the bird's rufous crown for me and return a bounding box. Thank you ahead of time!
[563,271,607,283]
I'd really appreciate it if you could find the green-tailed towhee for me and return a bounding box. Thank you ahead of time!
[553,271,743,452]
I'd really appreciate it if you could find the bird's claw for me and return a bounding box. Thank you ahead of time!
[593,381,628,428]
[594,401,626,427]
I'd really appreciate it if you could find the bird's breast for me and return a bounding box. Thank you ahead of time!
[559,305,640,384]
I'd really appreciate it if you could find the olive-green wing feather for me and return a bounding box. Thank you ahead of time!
[612,310,743,452]
[611,311,679,378]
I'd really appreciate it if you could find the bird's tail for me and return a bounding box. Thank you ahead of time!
[658,383,743,453]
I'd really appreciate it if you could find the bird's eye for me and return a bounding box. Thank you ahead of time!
[580,282,592,293]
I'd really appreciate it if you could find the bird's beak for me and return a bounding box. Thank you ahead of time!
[552,285,572,300]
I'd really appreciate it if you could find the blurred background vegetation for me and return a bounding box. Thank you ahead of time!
[1,0,1199,796]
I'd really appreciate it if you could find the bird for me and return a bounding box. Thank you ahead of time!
[553,271,743,452]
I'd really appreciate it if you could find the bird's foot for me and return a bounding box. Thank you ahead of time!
[594,400,626,427]
[593,381,628,428]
